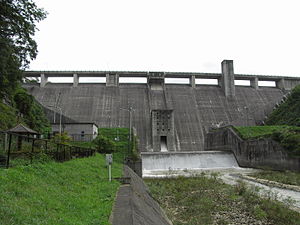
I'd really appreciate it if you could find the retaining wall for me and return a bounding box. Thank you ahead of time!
[205,126,300,171]
[111,166,172,225]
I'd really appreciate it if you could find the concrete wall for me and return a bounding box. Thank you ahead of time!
[23,60,300,152]
[111,166,172,225]
[205,126,300,171]
[25,83,286,152]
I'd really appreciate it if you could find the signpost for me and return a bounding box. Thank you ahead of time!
[106,154,113,182]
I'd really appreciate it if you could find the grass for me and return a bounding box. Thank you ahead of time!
[146,174,300,225]
[234,125,294,139]
[266,84,300,126]
[69,141,96,149]
[234,125,300,156]
[99,128,130,152]
[0,154,123,225]
[249,170,300,186]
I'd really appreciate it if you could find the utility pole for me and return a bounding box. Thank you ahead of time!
[129,106,133,157]
[53,92,61,123]
[48,105,62,135]
[120,107,134,158]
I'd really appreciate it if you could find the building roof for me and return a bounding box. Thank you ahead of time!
[51,122,98,126]
[7,124,38,134]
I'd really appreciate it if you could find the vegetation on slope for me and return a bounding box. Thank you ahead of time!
[234,126,294,140]
[0,86,51,133]
[71,128,139,162]
[146,175,300,225]
[0,0,49,133]
[266,85,300,126]
[0,154,122,225]
[234,126,300,157]
[250,170,300,186]
[0,102,18,130]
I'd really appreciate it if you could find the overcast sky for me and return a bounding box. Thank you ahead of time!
[29,0,300,77]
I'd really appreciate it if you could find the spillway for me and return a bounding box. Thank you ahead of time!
[142,151,239,177]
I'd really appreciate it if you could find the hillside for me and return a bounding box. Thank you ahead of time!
[266,85,300,126]
[0,154,122,224]
[0,87,50,133]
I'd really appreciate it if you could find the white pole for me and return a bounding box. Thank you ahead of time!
[58,107,62,135]
[108,164,112,182]
[129,107,132,153]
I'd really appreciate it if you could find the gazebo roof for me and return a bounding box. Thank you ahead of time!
[7,124,38,134]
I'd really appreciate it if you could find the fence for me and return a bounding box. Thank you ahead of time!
[0,131,96,169]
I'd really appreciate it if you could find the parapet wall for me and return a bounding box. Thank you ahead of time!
[205,126,300,171]
[25,64,300,92]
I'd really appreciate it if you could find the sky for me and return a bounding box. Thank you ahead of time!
[29,0,300,77]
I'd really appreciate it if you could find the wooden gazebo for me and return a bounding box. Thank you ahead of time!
[6,124,39,151]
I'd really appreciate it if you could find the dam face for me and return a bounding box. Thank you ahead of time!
[24,60,300,154]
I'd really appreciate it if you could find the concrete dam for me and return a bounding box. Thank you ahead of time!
[24,60,300,173]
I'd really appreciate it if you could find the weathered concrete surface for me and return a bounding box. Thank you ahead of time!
[205,126,300,171]
[142,151,239,177]
[24,83,285,152]
[111,166,172,225]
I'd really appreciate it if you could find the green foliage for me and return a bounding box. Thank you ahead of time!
[13,88,34,116]
[25,99,51,134]
[51,132,72,145]
[0,102,18,130]
[0,154,122,224]
[98,128,140,161]
[0,0,47,99]
[92,135,115,153]
[234,126,300,157]
[272,128,300,157]
[250,170,300,186]
[0,86,51,134]
[69,141,96,149]
[234,125,293,140]
[266,85,300,126]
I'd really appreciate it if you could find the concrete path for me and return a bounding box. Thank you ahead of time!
[110,185,133,225]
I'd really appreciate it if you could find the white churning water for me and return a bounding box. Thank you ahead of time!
[141,151,239,177]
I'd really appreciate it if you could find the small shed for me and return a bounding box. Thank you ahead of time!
[6,124,39,151]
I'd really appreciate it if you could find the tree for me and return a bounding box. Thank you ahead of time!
[13,88,34,116]
[0,0,47,99]
[92,135,115,153]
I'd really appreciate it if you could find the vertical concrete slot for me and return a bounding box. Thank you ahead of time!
[160,136,167,152]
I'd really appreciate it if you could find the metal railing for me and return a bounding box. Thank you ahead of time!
[0,131,96,168]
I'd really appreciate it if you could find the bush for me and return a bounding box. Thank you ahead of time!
[272,128,300,156]
[51,132,72,145]
[92,135,115,153]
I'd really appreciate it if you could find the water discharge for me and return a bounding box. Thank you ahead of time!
[142,151,239,176]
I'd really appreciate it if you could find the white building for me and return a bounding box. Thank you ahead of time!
[51,122,98,141]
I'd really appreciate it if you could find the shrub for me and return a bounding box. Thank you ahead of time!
[51,132,72,145]
[92,135,115,153]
